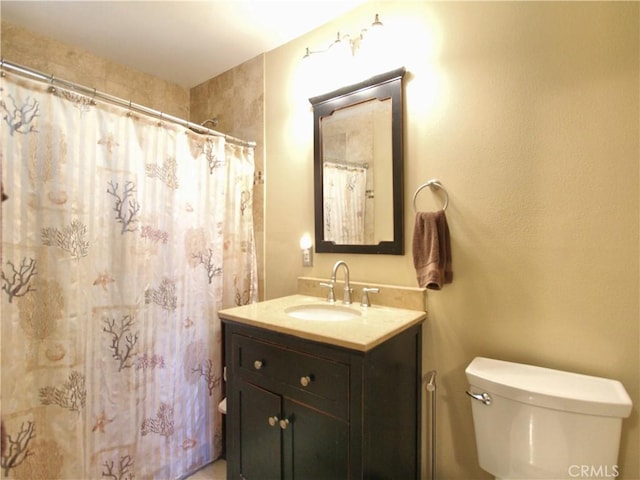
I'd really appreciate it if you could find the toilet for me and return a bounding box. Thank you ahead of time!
[465,357,632,480]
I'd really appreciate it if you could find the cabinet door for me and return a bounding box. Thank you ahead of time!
[238,381,282,480]
[282,398,349,480]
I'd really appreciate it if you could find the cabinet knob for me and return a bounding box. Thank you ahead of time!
[300,375,312,387]
[279,418,290,430]
[267,416,279,427]
[254,360,263,370]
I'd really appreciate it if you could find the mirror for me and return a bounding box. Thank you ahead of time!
[309,67,406,254]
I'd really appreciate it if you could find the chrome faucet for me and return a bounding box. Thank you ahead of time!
[331,260,352,305]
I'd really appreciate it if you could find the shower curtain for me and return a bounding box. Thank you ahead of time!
[0,72,257,479]
[322,162,368,244]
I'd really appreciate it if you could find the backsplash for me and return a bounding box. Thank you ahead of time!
[297,276,427,312]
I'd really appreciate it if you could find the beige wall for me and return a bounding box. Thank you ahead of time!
[1,21,189,118]
[265,2,639,478]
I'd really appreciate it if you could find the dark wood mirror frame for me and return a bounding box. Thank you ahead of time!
[309,67,406,254]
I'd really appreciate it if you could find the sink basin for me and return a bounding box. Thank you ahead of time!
[285,303,362,321]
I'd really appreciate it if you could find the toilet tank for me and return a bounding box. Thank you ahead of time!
[465,357,632,480]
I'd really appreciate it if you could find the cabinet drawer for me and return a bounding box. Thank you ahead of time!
[232,334,349,419]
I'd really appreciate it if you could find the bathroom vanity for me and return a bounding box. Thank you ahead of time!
[218,294,426,480]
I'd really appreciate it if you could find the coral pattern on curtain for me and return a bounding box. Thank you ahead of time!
[322,163,369,244]
[0,72,257,479]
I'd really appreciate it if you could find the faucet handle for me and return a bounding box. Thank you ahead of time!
[361,287,380,307]
[319,282,336,303]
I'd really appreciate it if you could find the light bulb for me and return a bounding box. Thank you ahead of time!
[299,233,312,250]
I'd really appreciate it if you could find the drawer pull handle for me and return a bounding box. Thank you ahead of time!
[300,375,312,387]
[267,416,279,427]
[279,418,290,430]
[254,360,263,370]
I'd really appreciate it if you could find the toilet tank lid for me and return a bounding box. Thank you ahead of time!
[465,357,632,418]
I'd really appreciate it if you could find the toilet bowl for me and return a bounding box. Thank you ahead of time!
[465,357,632,480]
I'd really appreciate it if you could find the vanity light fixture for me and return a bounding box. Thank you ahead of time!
[303,13,384,59]
[300,233,313,267]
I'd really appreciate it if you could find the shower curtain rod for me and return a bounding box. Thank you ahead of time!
[0,59,256,148]
[324,159,369,169]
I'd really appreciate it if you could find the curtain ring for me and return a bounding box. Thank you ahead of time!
[90,87,97,105]
[48,74,56,93]
[158,112,164,127]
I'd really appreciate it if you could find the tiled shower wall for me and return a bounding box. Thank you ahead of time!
[1,21,189,118]
[1,21,266,300]
[190,57,265,301]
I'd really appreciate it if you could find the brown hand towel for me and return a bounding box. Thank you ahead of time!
[412,210,453,290]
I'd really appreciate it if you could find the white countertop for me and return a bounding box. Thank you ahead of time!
[218,294,426,352]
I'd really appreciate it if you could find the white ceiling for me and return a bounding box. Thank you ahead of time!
[1,0,367,88]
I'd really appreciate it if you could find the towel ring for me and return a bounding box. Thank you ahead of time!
[413,179,449,212]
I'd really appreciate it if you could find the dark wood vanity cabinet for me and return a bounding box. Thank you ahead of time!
[222,320,423,480]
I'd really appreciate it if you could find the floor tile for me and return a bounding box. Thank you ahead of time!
[185,459,226,479]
